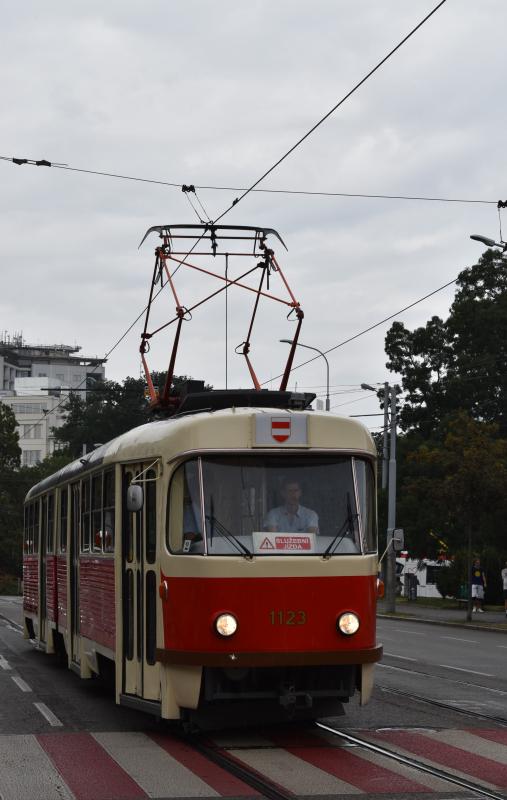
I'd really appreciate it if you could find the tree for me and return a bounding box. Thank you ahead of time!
[385,249,507,435]
[0,404,21,578]
[54,378,148,457]
[0,403,21,472]
[396,412,507,560]
[54,374,212,457]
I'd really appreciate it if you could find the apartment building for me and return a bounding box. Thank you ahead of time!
[0,333,106,466]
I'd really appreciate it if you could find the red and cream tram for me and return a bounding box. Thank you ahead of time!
[23,388,382,725]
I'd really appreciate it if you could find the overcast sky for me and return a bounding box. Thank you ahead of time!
[1,1,505,428]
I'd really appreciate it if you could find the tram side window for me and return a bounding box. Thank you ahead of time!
[24,504,34,554]
[71,482,80,552]
[23,506,29,554]
[59,488,68,553]
[145,470,156,564]
[354,459,377,553]
[103,469,115,553]
[167,460,203,554]
[92,474,103,552]
[81,478,91,552]
[46,493,55,553]
[41,496,48,553]
[33,499,40,553]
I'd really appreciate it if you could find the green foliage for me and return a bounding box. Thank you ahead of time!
[0,403,21,472]
[396,412,507,557]
[54,374,211,457]
[0,403,22,578]
[385,250,507,435]
[382,250,507,561]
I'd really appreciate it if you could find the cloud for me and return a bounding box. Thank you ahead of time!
[1,1,505,425]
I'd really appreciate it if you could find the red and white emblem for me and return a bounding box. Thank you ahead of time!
[271,417,291,443]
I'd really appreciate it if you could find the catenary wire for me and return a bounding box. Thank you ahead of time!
[212,0,449,224]
[0,155,499,206]
[262,275,459,385]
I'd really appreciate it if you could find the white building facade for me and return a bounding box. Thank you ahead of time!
[0,334,106,466]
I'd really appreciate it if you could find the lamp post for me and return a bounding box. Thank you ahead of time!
[362,381,398,612]
[280,340,330,410]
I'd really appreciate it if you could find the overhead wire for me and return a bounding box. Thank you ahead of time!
[262,275,459,385]
[183,190,206,223]
[0,155,499,206]
[104,0,452,397]
[212,0,449,224]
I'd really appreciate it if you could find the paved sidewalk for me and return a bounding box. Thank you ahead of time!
[378,598,507,632]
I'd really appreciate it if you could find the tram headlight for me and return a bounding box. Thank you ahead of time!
[215,613,238,637]
[337,612,360,636]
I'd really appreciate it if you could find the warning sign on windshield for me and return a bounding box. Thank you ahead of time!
[253,532,315,553]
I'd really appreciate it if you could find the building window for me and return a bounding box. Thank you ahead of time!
[12,403,44,415]
[55,373,65,382]
[22,450,42,467]
[21,424,42,440]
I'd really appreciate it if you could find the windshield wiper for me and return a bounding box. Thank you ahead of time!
[323,492,359,559]
[206,504,253,558]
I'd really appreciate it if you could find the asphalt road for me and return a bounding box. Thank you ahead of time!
[1,596,506,733]
[373,617,507,722]
[1,596,506,799]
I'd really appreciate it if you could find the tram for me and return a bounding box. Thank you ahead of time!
[22,223,382,725]
[22,388,382,725]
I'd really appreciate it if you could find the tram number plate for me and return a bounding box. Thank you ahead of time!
[269,610,307,625]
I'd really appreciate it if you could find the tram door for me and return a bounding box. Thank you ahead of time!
[69,482,81,664]
[122,465,159,700]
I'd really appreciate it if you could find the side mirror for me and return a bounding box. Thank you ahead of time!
[127,484,144,512]
[391,528,405,552]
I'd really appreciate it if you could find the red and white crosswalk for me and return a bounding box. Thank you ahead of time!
[0,728,506,799]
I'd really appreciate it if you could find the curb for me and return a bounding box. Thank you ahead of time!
[377,612,507,634]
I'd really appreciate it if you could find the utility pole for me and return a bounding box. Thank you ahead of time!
[382,381,389,490]
[385,384,398,613]
[361,381,399,609]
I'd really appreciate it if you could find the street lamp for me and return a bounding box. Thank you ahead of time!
[279,339,330,411]
[470,234,507,251]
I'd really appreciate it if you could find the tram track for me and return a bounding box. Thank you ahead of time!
[377,683,507,727]
[315,722,507,800]
[186,734,295,800]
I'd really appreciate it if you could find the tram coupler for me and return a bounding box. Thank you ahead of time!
[279,684,313,710]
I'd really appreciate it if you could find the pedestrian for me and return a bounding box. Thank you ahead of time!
[502,560,507,618]
[471,558,487,613]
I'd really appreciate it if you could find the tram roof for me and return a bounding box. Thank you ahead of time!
[25,405,375,501]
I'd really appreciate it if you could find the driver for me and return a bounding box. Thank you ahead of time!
[264,479,319,534]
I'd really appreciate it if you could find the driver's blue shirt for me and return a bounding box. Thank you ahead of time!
[264,504,319,533]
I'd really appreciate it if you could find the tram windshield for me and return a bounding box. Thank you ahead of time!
[167,455,376,556]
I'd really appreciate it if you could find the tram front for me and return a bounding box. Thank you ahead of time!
[156,406,382,724]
